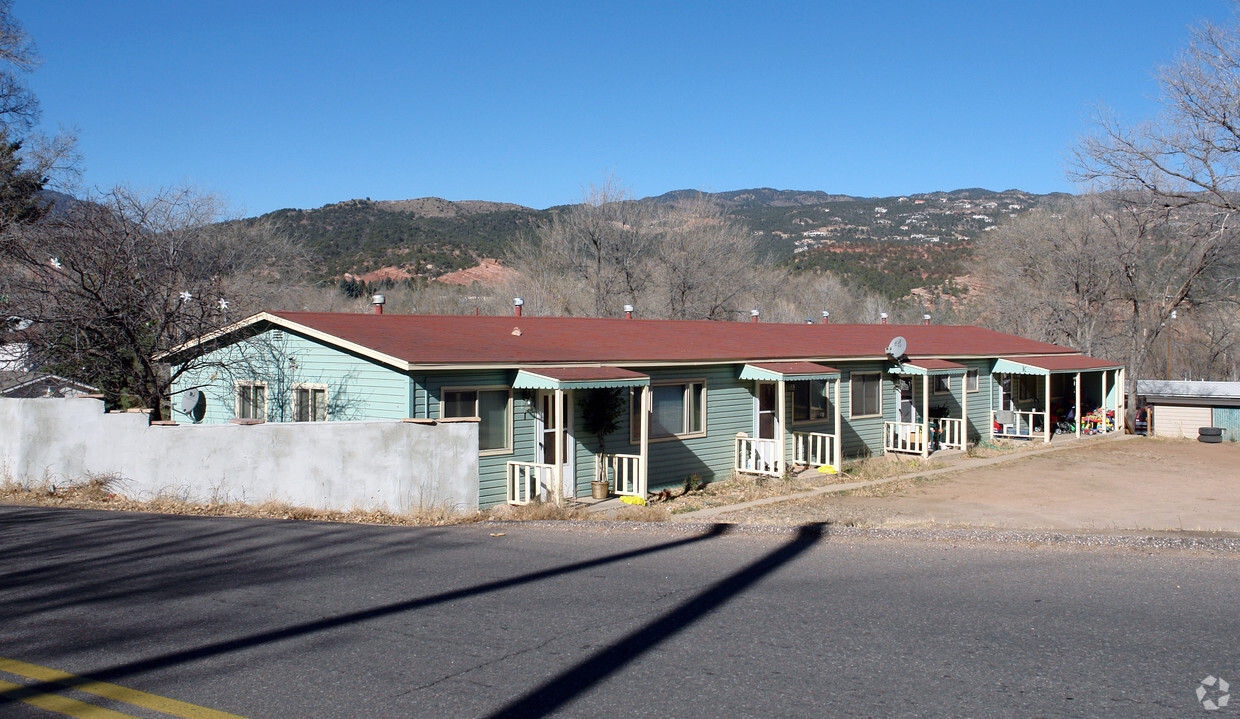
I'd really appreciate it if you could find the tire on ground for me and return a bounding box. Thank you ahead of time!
[1198,434,1223,443]
[1198,427,1223,437]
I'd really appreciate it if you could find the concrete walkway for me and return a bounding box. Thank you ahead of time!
[669,432,1137,521]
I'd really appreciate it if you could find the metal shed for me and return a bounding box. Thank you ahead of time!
[1136,380,1240,440]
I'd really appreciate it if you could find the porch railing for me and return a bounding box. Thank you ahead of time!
[793,431,834,468]
[735,435,781,477]
[884,421,926,454]
[506,461,553,505]
[596,453,643,496]
[991,410,1045,440]
[935,418,965,450]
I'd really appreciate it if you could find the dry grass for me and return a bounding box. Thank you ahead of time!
[487,501,590,521]
[0,473,486,527]
[606,504,671,522]
[964,437,1044,459]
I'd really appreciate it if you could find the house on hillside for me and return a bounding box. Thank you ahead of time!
[162,304,1125,509]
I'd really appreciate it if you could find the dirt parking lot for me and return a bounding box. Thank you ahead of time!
[724,438,1240,533]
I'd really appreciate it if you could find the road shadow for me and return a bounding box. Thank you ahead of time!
[0,517,742,708]
[484,523,828,718]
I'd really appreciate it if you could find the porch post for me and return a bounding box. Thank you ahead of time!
[1119,367,1127,428]
[776,379,786,475]
[989,372,996,441]
[1074,372,1082,439]
[553,387,564,505]
[961,373,968,447]
[1044,374,1052,443]
[639,384,650,496]
[833,377,842,471]
[1106,371,1116,431]
[921,375,929,458]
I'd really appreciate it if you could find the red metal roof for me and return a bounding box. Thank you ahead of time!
[264,312,1083,366]
[1001,355,1124,372]
[517,366,650,382]
[746,361,841,375]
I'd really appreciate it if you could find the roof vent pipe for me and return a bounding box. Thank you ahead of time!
[750,309,760,323]
[880,312,888,325]
[624,304,634,319]
[821,310,830,325]
[923,313,931,325]
[513,297,524,318]
[372,294,385,315]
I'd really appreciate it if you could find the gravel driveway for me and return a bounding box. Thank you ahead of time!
[721,437,1240,533]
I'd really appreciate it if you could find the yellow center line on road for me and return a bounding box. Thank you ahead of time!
[0,678,139,718]
[0,657,248,719]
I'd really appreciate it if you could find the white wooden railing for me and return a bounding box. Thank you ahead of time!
[793,431,835,468]
[935,418,965,450]
[506,461,553,505]
[735,435,781,477]
[596,453,643,497]
[884,421,926,454]
[991,410,1046,440]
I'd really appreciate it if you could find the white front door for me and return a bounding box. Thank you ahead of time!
[753,382,779,471]
[537,391,574,498]
[898,377,915,423]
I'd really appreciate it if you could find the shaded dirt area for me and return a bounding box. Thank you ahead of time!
[723,438,1240,533]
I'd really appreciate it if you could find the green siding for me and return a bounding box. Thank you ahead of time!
[171,327,411,424]
[1213,407,1240,441]
[421,369,531,508]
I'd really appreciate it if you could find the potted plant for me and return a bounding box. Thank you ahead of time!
[579,388,625,499]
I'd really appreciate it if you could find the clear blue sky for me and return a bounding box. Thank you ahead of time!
[16,1,1236,216]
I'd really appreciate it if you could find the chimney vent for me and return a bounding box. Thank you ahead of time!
[372,294,385,315]
[624,304,634,319]
[513,297,524,317]
[923,313,931,325]
[821,311,830,325]
[880,312,888,325]
[750,309,760,323]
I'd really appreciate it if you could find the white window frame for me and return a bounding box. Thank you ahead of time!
[791,379,831,425]
[235,381,268,421]
[630,379,707,444]
[440,385,513,456]
[849,372,883,419]
[966,368,979,393]
[291,383,329,422]
[932,374,951,395]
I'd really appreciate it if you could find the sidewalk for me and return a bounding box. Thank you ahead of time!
[667,432,1138,521]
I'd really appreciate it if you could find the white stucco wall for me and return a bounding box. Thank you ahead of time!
[0,397,479,511]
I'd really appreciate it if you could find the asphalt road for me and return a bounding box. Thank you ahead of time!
[1,506,1238,718]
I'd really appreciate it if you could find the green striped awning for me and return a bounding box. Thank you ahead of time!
[513,367,650,390]
[739,362,841,382]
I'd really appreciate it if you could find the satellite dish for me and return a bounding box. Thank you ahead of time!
[179,389,200,414]
[178,389,207,422]
[885,336,908,359]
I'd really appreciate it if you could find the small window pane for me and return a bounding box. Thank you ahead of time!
[443,390,476,419]
[966,369,979,392]
[688,383,705,433]
[477,390,508,450]
[313,389,327,421]
[651,384,685,438]
[295,388,310,421]
[851,374,880,417]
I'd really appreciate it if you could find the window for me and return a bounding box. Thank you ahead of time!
[850,373,882,417]
[966,368,979,393]
[631,381,706,441]
[293,385,327,422]
[932,375,951,395]
[236,382,266,420]
[792,380,829,423]
[442,387,511,453]
[1016,376,1039,401]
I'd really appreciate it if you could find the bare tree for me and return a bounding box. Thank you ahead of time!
[509,179,656,317]
[654,195,760,320]
[0,185,308,419]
